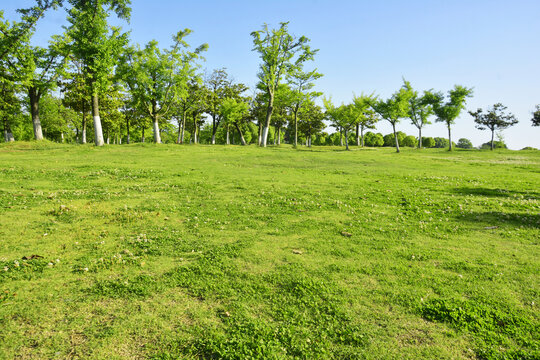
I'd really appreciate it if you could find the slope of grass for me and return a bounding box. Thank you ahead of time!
[0,143,538,359]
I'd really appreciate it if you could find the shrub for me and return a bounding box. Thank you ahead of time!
[422,137,436,148]
[402,135,418,147]
[456,138,473,149]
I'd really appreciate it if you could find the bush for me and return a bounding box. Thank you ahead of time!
[383,131,406,147]
[402,135,418,147]
[456,138,473,149]
[481,141,507,149]
[364,132,384,147]
[422,137,435,148]
[434,137,449,148]
[520,146,538,151]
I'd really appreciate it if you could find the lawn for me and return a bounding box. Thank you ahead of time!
[0,142,538,359]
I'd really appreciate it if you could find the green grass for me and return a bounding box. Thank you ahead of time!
[0,142,538,359]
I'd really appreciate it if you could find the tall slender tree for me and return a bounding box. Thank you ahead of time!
[65,0,131,146]
[402,80,433,149]
[426,85,473,151]
[352,93,378,147]
[372,88,411,153]
[251,22,317,147]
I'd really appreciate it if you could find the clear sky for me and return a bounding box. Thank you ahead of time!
[3,0,540,149]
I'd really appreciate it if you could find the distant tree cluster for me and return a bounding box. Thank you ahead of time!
[1,2,537,149]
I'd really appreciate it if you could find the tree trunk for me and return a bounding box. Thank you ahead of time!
[142,127,145,143]
[356,124,360,146]
[3,117,14,142]
[261,94,274,147]
[345,128,349,150]
[361,126,365,147]
[152,101,161,144]
[277,126,281,145]
[294,110,298,148]
[180,111,186,144]
[192,114,198,144]
[447,125,452,151]
[226,124,230,145]
[211,112,217,145]
[234,123,247,145]
[176,118,181,144]
[61,132,64,143]
[339,127,343,146]
[91,93,104,146]
[308,134,312,147]
[490,129,495,151]
[418,127,422,149]
[393,122,400,153]
[29,87,44,141]
[81,101,87,144]
[231,127,235,145]
[126,117,130,144]
[258,122,262,146]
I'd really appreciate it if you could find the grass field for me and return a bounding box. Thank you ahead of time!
[0,142,538,359]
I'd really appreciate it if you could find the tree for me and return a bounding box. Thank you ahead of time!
[251,22,317,147]
[60,58,91,143]
[0,1,63,61]
[287,66,322,147]
[0,74,18,142]
[402,80,433,149]
[426,85,473,151]
[220,98,250,146]
[469,103,517,151]
[531,105,540,127]
[118,31,207,143]
[298,100,325,147]
[456,138,473,149]
[324,99,357,151]
[372,88,411,153]
[352,93,377,147]
[402,135,418,147]
[66,0,131,146]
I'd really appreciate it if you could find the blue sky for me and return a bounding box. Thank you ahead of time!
[3,0,540,149]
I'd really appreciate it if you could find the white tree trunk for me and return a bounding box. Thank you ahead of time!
[82,128,87,144]
[153,119,161,144]
[261,126,269,147]
[93,116,104,146]
[61,132,64,143]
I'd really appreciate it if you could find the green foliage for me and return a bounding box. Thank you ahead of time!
[481,141,507,150]
[383,131,407,147]
[364,131,384,147]
[457,138,474,149]
[532,105,540,127]
[422,137,436,148]
[402,135,418,147]
[434,137,449,148]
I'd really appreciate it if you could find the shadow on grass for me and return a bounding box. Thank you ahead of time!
[457,211,540,229]
[454,187,540,200]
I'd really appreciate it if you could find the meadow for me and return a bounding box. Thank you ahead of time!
[0,142,538,359]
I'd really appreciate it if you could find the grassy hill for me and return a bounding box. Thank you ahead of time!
[0,143,538,359]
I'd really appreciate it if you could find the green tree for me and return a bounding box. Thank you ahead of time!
[324,99,358,151]
[426,85,473,151]
[287,66,322,147]
[220,98,250,146]
[352,93,378,147]
[456,138,473,149]
[118,31,207,143]
[402,80,433,148]
[469,103,518,151]
[402,135,418,147]
[251,22,317,147]
[364,132,384,147]
[66,0,131,146]
[0,1,63,61]
[531,105,540,127]
[372,88,411,153]
[298,100,325,147]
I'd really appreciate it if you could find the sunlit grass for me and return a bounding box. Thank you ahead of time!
[0,142,538,359]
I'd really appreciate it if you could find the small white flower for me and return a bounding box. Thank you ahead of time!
[3,267,8,272]
[13,260,19,267]
[83,267,89,272]
[47,262,54,267]
[55,259,60,263]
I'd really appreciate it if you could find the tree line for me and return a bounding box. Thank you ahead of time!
[1,1,538,151]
